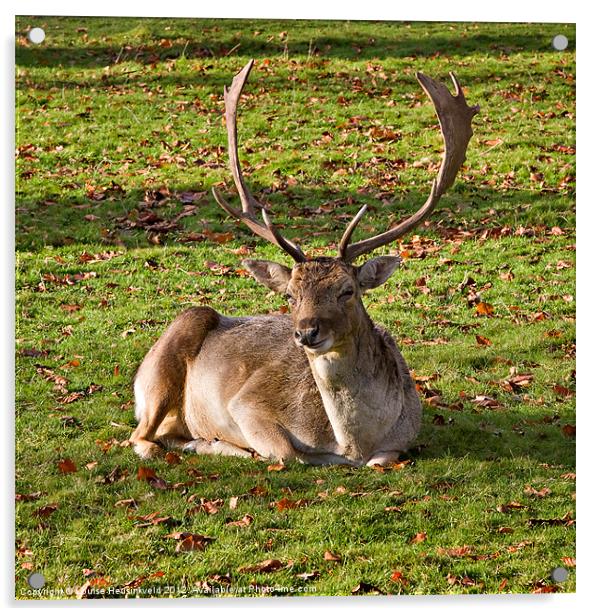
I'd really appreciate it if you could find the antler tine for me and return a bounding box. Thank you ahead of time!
[212,60,307,263]
[338,204,368,260]
[341,72,479,263]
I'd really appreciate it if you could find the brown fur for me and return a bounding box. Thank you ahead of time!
[130,257,422,465]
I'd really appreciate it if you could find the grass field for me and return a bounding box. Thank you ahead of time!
[15,16,575,598]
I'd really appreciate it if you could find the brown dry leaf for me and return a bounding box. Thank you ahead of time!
[267,463,286,472]
[34,503,58,518]
[121,571,165,590]
[188,498,224,516]
[475,302,494,316]
[351,581,383,595]
[96,437,120,453]
[532,581,559,594]
[115,498,138,509]
[560,472,576,480]
[226,514,254,527]
[274,497,309,511]
[498,578,508,591]
[447,573,478,587]
[527,512,574,527]
[410,531,427,544]
[561,557,576,567]
[553,384,574,398]
[524,485,551,498]
[473,395,502,409]
[137,466,171,490]
[561,424,576,438]
[248,485,268,497]
[204,230,235,244]
[238,558,286,573]
[497,501,526,513]
[503,371,534,391]
[497,526,514,534]
[137,466,158,481]
[15,492,43,502]
[166,532,214,552]
[130,511,174,528]
[437,545,472,558]
[390,570,409,586]
[165,451,182,465]
[57,458,77,474]
[58,391,85,404]
[323,550,342,562]
[475,334,492,346]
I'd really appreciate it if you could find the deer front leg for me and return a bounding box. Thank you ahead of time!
[227,382,355,466]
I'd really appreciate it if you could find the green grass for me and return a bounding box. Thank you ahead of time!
[15,17,575,598]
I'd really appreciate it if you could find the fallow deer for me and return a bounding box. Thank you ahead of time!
[130,60,479,466]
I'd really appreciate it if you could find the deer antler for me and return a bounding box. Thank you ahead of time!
[338,72,479,263]
[212,59,307,263]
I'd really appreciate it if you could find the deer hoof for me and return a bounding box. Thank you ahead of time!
[132,440,163,459]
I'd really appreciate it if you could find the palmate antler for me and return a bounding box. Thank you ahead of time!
[213,60,479,264]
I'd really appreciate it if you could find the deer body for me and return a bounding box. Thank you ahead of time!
[129,60,478,466]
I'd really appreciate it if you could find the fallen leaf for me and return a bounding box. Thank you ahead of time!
[238,558,285,573]
[267,463,286,472]
[561,424,576,438]
[475,334,492,346]
[165,451,182,465]
[410,531,427,544]
[274,497,309,511]
[324,550,342,562]
[475,302,494,316]
[532,580,559,594]
[115,498,138,509]
[57,458,77,474]
[226,514,254,527]
[447,573,478,587]
[524,485,551,498]
[561,557,576,567]
[248,485,268,497]
[166,532,214,552]
[473,395,502,409]
[391,570,409,586]
[497,501,526,513]
[16,492,43,502]
[351,581,382,594]
[34,503,58,518]
[437,545,473,557]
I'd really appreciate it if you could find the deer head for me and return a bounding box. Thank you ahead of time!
[212,60,479,354]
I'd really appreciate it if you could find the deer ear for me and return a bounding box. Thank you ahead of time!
[357,256,401,290]
[242,259,292,293]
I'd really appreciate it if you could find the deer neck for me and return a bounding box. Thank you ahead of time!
[305,307,401,461]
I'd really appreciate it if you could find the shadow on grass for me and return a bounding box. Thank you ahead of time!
[414,406,575,469]
[16,184,574,252]
[15,19,575,71]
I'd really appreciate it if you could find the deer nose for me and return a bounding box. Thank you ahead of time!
[294,322,320,346]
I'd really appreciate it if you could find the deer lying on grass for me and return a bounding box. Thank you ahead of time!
[130,60,478,466]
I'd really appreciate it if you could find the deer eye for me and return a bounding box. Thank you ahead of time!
[338,288,354,302]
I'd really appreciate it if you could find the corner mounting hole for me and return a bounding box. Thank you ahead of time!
[552,35,568,51]
[28,27,46,45]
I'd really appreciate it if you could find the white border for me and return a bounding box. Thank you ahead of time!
[4,2,593,614]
